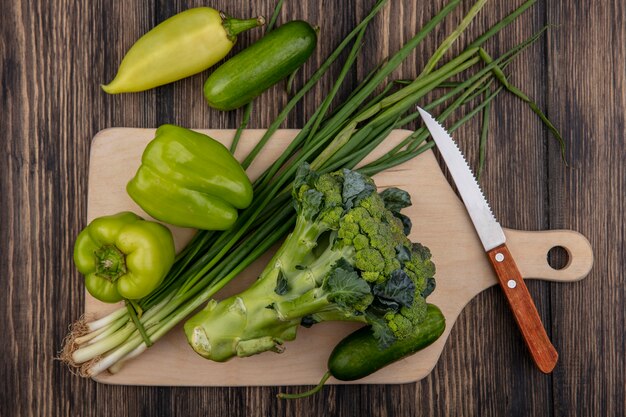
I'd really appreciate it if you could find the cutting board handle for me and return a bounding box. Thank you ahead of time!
[505,229,593,282]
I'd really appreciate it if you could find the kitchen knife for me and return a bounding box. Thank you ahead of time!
[417,107,558,373]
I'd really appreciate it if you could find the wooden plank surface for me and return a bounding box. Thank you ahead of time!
[0,0,622,416]
[546,1,626,416]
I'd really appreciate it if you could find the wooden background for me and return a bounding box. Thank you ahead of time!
[1,0,623,416]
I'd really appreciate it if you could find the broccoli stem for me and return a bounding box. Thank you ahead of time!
[184,215,358,361]
[309,310,369,324]
[271,215,324,275]
[184,216,327,361]
[274,289,333,320]
[184,270,301,361]
[286,243,354,290]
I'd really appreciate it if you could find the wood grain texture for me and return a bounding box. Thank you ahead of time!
[0,0,622,416]
[546,1,626,416]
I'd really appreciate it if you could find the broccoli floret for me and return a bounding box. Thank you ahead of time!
[404,243,436,294]
[384,311,413,339]
[355,248,385,276]
[384,296,428,340]
[184,164,440,361]
[353,234,369,251]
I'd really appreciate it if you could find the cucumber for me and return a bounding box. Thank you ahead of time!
[204,20,317,111]
[278,304,446,399]
[328,304,446,381]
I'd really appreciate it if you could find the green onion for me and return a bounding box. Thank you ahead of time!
[478,45,567,164]
[419,0,488,76]
[477,90,491,179]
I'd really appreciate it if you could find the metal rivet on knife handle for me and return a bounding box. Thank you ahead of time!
[507,279,517,288]
[495,253,505,262]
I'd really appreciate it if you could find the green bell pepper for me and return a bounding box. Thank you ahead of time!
[127,125,253,230]
[73,212,175,303]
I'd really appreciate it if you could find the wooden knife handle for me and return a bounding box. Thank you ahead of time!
[487,243,558,373]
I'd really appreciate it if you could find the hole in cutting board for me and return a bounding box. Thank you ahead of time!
[547,246,569,270]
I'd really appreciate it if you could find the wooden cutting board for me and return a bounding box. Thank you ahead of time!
[85,128,593,386]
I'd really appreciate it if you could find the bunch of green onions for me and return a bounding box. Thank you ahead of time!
[62,0,556,376]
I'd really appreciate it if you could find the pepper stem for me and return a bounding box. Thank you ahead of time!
[94,245,127,282]
[221,12,265,41]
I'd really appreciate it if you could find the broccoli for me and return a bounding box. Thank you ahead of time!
[184,164,437,362]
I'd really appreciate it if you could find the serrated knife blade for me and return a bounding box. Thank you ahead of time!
[417,107,558,374]
[416,108,505,251]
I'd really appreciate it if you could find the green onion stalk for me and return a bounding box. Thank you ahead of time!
[61,0,552,377]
